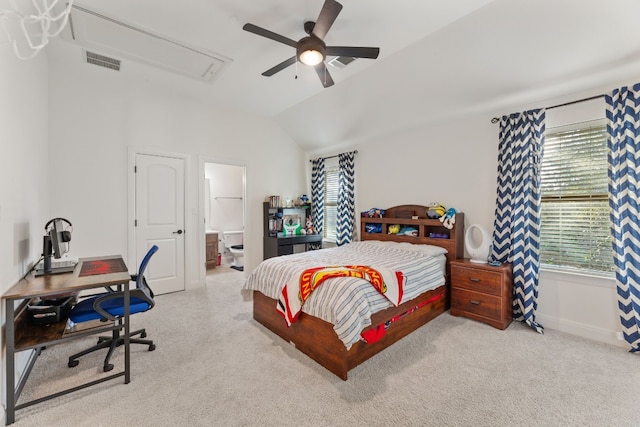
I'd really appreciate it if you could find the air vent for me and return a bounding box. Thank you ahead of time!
[85,50,121,71]
[327,56,356,70]
[60,5,231,83]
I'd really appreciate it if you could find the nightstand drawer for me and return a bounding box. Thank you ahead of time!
[451,288,501,319]
[451,266,502,296]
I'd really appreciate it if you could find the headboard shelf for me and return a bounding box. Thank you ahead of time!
[360,205,464,265]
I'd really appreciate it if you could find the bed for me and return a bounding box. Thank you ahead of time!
[243,205,464,380]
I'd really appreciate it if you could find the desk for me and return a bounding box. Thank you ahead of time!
[3,255,132,425]
[263,234,323,260]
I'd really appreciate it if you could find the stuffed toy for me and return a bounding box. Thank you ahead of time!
[361,208,385,218]
[439,208,457,229]
[399,226,418,236]
[426,202,446,219]
[388,224,400,234]
[305,216,315,234]
[365,223,382,233]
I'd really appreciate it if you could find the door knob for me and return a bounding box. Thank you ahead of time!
[173,229,184,235]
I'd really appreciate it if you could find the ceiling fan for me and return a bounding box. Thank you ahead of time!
[242,0,380,88]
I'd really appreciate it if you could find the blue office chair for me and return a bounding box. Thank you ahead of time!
[68,245,158,372]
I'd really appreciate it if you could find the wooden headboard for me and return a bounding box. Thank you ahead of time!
[360,204,464,266]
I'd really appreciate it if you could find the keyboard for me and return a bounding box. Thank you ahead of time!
[36,257,78,270]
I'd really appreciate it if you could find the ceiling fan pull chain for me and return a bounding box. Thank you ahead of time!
[295,58,298,80]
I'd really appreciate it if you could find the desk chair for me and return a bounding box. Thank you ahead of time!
[68,245,158,372]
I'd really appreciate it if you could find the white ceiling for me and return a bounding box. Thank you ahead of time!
[39,0,640,151]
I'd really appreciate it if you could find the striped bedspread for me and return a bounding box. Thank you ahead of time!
[243,241,447,349]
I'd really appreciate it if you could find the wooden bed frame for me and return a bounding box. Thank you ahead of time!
[252,205,464,380]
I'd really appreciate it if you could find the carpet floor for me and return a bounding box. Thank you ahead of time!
[10,269,639,426]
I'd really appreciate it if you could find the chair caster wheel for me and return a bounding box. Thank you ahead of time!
[148,344,156,351]
[141,331,147,338]
[68,360,79,368]
[103,364,114,372]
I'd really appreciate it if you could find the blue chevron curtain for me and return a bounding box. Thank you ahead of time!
[336,152,356,246]
[605,83,640,353]
[491,109,546,333]
[310,158,325,237]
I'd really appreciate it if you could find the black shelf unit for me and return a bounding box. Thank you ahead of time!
[263,202,322,259]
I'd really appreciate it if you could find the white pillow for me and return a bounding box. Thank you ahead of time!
[361,240,448,256]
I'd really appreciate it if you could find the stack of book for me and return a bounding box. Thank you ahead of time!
[268,195,280,208]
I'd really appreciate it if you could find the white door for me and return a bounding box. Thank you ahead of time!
[135,153,185,294]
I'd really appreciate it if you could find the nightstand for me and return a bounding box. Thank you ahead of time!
[449,259,513,329]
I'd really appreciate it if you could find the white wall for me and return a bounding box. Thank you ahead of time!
[46,41,307,286]
[205,163,244,232]
[311,85,632,348]
[0,42,50,423]
[0,42,49,288]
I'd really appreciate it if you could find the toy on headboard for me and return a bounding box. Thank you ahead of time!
[361,208,385,218]
[440,208,457,229]
[365,223,383,233]
[426,202,446,219]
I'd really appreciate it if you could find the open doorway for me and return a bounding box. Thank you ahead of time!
[203,162,246,276]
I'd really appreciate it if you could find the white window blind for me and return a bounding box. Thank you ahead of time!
[539,122,613,273]
[323,166,339,241]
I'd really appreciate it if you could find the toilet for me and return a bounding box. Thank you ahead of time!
[222,230,244,267]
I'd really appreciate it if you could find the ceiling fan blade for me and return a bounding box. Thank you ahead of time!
[314,62,335,88]
[312,0,343,40]
[325,46,380,59]
[242,23,298,48]
[262,56,297,76]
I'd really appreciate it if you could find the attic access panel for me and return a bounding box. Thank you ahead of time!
[63,5,231,83]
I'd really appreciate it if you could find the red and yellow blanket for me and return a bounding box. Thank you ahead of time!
[277,265,405,326]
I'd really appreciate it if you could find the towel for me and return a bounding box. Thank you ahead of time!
[277,265,405,326]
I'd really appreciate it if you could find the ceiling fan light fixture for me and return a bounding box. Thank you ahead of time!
[299,49,324,66]
[297,36,326,66]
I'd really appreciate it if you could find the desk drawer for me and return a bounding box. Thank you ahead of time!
[451,288,501,320]
[451,265,503,296]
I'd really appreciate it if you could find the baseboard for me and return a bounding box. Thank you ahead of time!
[1,406,6,426]
[536,313,627,349]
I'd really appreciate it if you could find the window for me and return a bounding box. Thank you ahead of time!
[539,120,613,273]
[323,165,339,242]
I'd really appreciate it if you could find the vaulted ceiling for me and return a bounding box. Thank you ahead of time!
[40,0,640,151]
